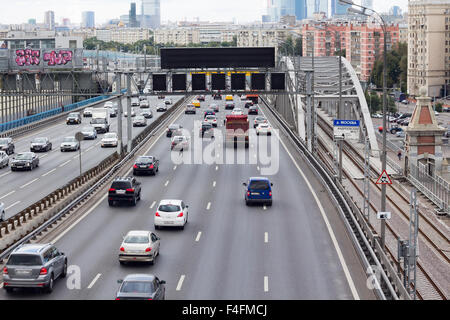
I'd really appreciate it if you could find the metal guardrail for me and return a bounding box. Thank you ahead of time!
[261,95,412,300]
[0,96,187,260]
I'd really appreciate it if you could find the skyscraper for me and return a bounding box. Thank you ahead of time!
[331,0,350,16]
[141,0,160,29]
[82,11,95,28]
[306,0,327,18]
[295,0,307,20]
[129,3,138,27]
[44,11,55,30]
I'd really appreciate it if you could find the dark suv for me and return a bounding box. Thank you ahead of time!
[66,112,81,125]
[108,177,142,206]
[0,138,15,155]
[3,243,67,293]
[133,156,159,176]
[166,124,183,137]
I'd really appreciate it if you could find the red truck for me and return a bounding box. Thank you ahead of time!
[225,115,249,148]
[246,94,259,104]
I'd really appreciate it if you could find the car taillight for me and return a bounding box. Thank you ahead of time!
[116,298,120,300]
[155,212,160,217]
[247,192,250,196]
[133,165,138,169]
[109,188,116,192]
[149,164,154,169]
[178,212,183,217]
[145,248,152,252]
[3,267,8,275]
[126,188,134,192]
[269,191,272,197]
[40,267,48,275]
[120,247,125,252]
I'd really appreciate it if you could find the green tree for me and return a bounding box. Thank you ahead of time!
[435,102,443,113]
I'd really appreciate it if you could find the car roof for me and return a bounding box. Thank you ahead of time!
[249,177,271,182]
[13,243,50,254]
[159,199,182,205]
[126,230,150,237]
[123,274,155,282]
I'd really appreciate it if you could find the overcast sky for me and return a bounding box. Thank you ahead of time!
[0,0,409,25]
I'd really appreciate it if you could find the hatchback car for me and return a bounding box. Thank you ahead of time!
[231,108,244,116]
[200,123,214,138]
[60,137,80,152]
[0,151,9,169]
[10,152,39,171]
[30,137,52,152]
[164,98,172,105]
[3,243,67,293]
[256,123,272,135]
[204,115,218,127]
[133,116,147,127]
[116,274,165,300]
[139,100,149,108]
[140,108,153,119]
[66,112,81,125]
[133,156,159,176]
[81,126,97,140]
[154,200,189,230]
[119,231,160,265]
[254,116,268,128]
[185,104,196,114]
[243,177,273,206]
[166,124,183,137]
[171,136,189,151]
[108,177,142,206]
[101,133,119,148]
[157,105,168,112]
[0,138,14,155]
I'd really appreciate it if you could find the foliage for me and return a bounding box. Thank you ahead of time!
[435,102,443,113]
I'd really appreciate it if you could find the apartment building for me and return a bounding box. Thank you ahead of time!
[109,28,151,44]
[408,0,450,98]
[154,28,200,45]
[237,27,293,52]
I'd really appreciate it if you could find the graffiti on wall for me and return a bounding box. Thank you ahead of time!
[15,49,41,66]
[15,49,73,67]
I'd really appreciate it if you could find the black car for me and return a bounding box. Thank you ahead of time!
[210,104,219,112]
[10,152,39,171]
[244,101,254,108]
[116,274,165,300]
[200,123,214,138]
[0,138,15,155]
[225,102,235,110]
[248,105,258,115]
[204,109,215,118]
[166,124,183,137]
[66,112,81,125]
[140,109,153,119]
[158,95,165,99]
[213,93,222,100]
[197,95,205,101]
[30,137,52,152]
[108,177,142,206]
[133,156,159,176]
[157,105,168,112]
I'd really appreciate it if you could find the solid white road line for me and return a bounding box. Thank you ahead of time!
[265,232,268,243]
[215,166,219,171]
[164,180,169,187]
[264,276,269,292]
[206,202,211,210]
[195,231,202,242]
[42,168,57,177]
[87,273,102,289]
[176,275,185,291]
[0,190,15,200]
[0,172,11,178]
[59,160,71,167]
[20,178,39,189]
[150,201,156,209]
[212,181,216,188]
[6,201,20,210]
[260,108,360,300]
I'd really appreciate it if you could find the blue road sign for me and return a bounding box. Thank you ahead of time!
[333,120,360,127]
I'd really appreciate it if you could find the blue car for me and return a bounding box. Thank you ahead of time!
[243,177,273,206]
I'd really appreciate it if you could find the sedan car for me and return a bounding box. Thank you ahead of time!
[185,104,196,114]
[133,156,159,176]
[101,132,119,148]
[116,274,165,300]
[197,95,205,101]
[204,115,218,127]
[140,108,153,119]
[210,104,219,112]
[124,109,136,117]
[164,98,172,105]
[213,93,222,100]
[157,105,168,112]
[154,199,188,230]
[254,116,268,128]
[225,95,234,101]
[248,105,258,115]
[0,151,9,169]
[60,137,80,152]
[243,177,273,206]
[30,137,52,152]
[10,152,39,171]
[204,109,216,118]
[83,108,93,117]
[231,108,244,116]
[66,112,81,125]
[171,136,189,151]
[139,100,149,108]
[166,124,183,138]
[225,102,235,110]
[133,116,147,127]
[200,122,214,138]
[0,138,14,155]
[119,231,160,265]
[256,123,272,135]
[81,126,97,140]
[192,100,201,108]
[108,108,117,118]
[244,100,254,108]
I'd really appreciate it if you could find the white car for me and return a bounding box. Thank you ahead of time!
[60,137,80,152]
[154,200,189,230]
[0,202,5,221]
[119,230,161,265]
[372,113,383,118]
[101,132,119,148]
[256,123,272,135]
[83,108,93,117]
[124,109,136,117]
[204,115,218,127]
[240,95,247,101]
[164,98,172,105]
[231,108,244,115]
[104,101,114,108]
[171,136,189,151]
[131,98,140,107]
[140,99,149,108]
[0,151,9,168]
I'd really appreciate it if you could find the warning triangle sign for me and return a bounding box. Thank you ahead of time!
[376,170,392,185]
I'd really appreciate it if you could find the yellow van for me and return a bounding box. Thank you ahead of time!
[192,100,201,108]
[225,95,234,101]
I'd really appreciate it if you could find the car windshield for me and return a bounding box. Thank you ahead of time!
[206,116,215,120]
[135,116,145,121]
[69,113,79,117]
[91,119,105,124]
[202,124,212,129]
[158,204,181,212]
[63,137,76,142]
[0,139,8,145]
[124,235,149,244]
[33,138,46,143]
[256,117,266,121]
[7,254,42,266]
[104,133,117,139]
[136,157,153,164]
[82,127,93,132]
[249,180,270,190]
[121,281,153,294]
[169,125,180,130]
[15,153,32,160]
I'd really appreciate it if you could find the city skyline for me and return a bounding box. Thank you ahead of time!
[0,0,409,25]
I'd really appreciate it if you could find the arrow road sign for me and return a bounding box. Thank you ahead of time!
[376,170,392,185]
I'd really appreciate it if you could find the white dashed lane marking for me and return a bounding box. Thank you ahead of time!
[5,201,20,210]
[206,202,211,210]
[20,178,39,189]
[195,232,202,242]
[0,190,15,200]
[87,273,102,289]
[176,275,185,291]
[150,201,156,209]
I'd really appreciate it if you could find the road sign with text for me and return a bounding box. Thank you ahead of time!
[333,120,360,140]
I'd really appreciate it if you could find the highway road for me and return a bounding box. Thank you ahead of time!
[0,95,183,220]
[0,95,375,300]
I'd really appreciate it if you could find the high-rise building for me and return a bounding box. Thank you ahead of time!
[28,19,36,25]
[44,11,55,30]
[141,0,160,29]
[408,0,450,97]
[275,0,295,17]
[129,3,138,27]
[389,6,402,17]
[331,0,350,16]
[306,0,327,18]
[82,11,95,28]
[295,0,307,20]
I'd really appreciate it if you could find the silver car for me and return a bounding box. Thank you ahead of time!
[0,151,9,169]
[60,137,80,152]
[81,126,97,140]
[133,116,147,127]
[3,243,67,293]
[119,230,160,265]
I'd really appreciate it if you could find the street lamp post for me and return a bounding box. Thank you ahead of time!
[340,0,389,249]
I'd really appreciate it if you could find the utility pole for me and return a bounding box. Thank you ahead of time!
[126,73,132,153]
[338,31,343,183]
[116,72,123,154]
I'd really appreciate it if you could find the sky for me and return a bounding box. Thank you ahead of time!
[0,0,409,25]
